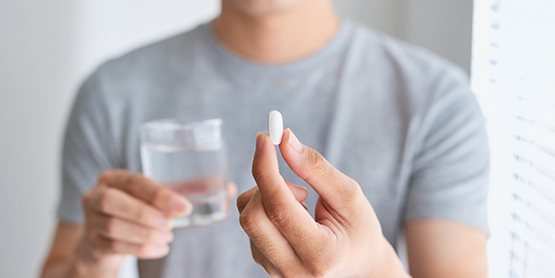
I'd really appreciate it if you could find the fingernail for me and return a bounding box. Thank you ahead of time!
[154,245,170,255]
[288,129,303,153]
[171,197,187,212]
[172,196,193,217]
[184,201,193,216]
[157,215,171,227]
[293,183,308,191]
[256,132,265,151]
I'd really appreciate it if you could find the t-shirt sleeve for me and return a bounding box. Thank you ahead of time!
[405,69,490,233]
[57,70,120,224]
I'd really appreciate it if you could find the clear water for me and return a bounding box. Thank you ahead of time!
[141,143,229,228]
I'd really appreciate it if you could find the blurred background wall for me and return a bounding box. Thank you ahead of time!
[0,1,473,277]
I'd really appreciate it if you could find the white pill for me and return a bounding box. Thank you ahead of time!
[267,110,283,145]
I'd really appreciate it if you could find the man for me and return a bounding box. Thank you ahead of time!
[41,0,489,277]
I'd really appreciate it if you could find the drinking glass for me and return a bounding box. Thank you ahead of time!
[140,118,229,228]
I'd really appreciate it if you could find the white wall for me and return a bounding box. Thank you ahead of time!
[0,1,74,277]
[403,0,473,73]
[336,0,474,72]
[0,1,219,277]
[0,1,473,277]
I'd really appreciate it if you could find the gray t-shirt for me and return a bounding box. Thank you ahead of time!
[58,20,489,278]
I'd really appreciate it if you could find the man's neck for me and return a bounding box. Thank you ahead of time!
[213,1,339,64]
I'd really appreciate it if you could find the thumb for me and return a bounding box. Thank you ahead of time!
[279,129,364,210]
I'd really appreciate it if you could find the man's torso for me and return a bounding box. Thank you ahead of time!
[64,20,481,278]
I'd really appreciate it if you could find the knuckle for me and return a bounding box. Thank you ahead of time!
[128,173,143,187]
[308,150,330,175]
[108,240,121,252]
[152,188,166,204]
[134,228,149,242]
[85,229,97,240]
[98,189,115,212]
[239,210,262,235]
[264,266,281,278]
[81,191,92,207]
[97,171,112,185]
[251,165,262,177]
[346,179,361,196]
[265,203,290,228]
[254,256,280,277]
[126,173,142,193]
[144,230,158,243]
[339,178,362,203]
[137,245,152,257]
[307,258,333,278]
[308,266,330,278]
[134,208,152,224]
[252,166,273,182]
[103,217,118,235]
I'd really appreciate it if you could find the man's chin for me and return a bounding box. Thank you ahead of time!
[222,0,306,16]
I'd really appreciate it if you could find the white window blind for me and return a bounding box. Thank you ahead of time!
[471,0,555,277]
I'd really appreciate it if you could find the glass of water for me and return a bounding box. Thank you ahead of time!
[140,118,229,228]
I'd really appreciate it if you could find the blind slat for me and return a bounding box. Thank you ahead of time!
[471,0,555,277]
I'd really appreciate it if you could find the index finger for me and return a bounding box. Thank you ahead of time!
[252,133,322,256]
[98,170,191,216]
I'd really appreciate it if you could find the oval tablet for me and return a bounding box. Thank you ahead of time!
[268,110,283,145]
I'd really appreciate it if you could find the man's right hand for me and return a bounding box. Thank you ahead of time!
[76,169,192,276]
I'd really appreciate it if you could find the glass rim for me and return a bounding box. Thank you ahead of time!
[141,118,223,132]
